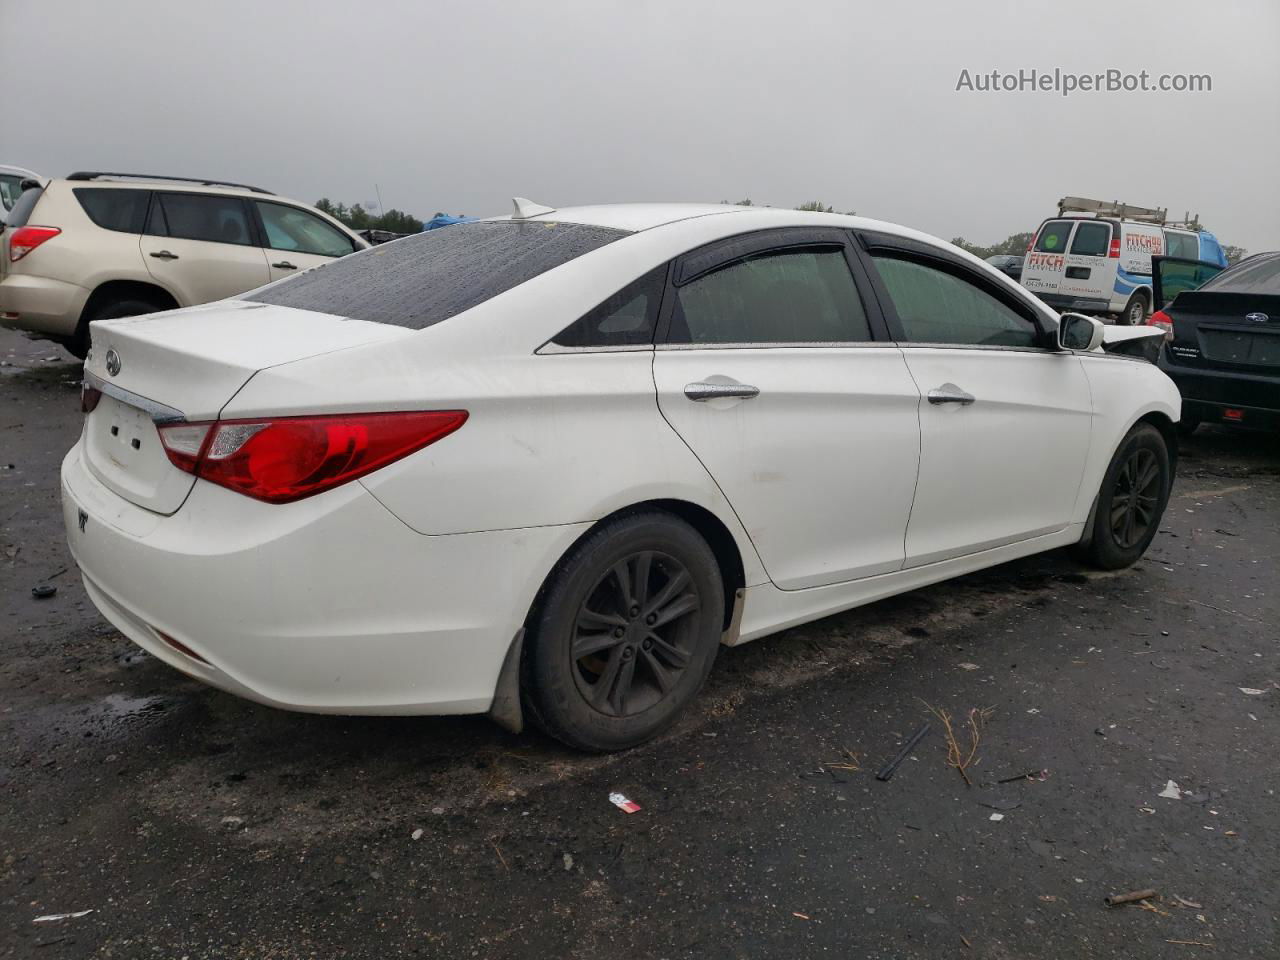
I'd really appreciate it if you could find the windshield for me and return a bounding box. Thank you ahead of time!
[247,220,628,328]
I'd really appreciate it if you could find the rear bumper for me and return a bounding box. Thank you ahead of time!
[61,442,588,715]
[1159,351,1280,428]
[0,273,88,337]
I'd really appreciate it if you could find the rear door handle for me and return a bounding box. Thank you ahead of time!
[148,250,179,261]
[271,260,298,270]
[684,381,761,402]
[927,383,976,405]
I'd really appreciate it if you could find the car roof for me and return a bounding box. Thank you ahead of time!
[51,176,267,199]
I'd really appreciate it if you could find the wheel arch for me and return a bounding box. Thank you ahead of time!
[1136,409,1178,476]
[79,279,180,323]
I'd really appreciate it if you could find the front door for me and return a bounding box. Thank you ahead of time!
[652,230,921,590]
[861,244,1094,567]
[253,200,359,284]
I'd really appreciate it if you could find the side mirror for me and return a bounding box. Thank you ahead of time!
[1058,313,1104,352]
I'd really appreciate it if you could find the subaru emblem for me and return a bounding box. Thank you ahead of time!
[105,349,122,377]
[1245,312,1269,324]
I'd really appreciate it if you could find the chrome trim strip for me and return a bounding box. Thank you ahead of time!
[83,371,186,424]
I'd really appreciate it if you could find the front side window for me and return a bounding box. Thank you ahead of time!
[1070,221,1111,257]
[1034,219,1075,254]
[552,267,666,348]
[256,201,355,257]
[156,192,252,246]
[872,255,1040,348]
[667,247,870,344]
[74,188,150,234]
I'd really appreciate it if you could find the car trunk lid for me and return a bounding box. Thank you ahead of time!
[82,300,413,514]
[1166,291,1280,373]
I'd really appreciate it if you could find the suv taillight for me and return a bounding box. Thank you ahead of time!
[157,411,468,504]
[1149,309,1174,340]
[8,226,61,262]
[1108,236,1121,258]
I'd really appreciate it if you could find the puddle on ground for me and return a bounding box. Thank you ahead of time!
[9,692,185,751]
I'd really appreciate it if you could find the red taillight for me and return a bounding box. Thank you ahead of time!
[80,383,103,414]
[157,411,467,503]
[1223,408,1244,422]
[1149,309,1174,340]
[1108,236,1121,258]
[8,226,61,262]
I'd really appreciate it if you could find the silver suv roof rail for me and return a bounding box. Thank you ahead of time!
[65,172,274,195]
[1056,196,1168,224]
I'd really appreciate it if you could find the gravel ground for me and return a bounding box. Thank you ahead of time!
[2,327,1277,959]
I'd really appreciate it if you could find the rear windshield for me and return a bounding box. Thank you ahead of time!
[1034,219,1074,253]
[1201,254,1280,294]
[247,220,629,328]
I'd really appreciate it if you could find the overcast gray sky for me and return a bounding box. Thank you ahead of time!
[6,0,1278,252]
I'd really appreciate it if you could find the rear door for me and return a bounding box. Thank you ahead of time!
[140,191,271,304]
[1059,220,1112,304]
[1020,218,1076,298]
[252,200,360,284]
[858,233,1093,567]
[651,228,922,589]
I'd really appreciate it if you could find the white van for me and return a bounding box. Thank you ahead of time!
[1020,197,1228,324]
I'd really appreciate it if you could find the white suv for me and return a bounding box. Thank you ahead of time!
[0,172,368,356]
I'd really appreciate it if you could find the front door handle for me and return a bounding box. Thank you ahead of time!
[271,260,298,270]
[927,383,976,405]
[148,250,179,261]
[684,381,761,402]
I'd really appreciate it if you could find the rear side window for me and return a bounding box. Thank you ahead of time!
[1165,231,1199,260]
[1034,220,1074,253]
[1070,221,1110,257]
[667,248,870,344]
[74,188,149,234]
[552,267,666,348]
[256,201,355,257]
[155,192,253,246]
[248,221,628,328]
[872,255,1040,348]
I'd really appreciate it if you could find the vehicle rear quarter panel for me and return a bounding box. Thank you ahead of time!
[1073,355,1181,521]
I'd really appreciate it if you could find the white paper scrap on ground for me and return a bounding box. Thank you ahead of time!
[609,792,641,814]
[1159,780,1184,800]
[33,910,93,923]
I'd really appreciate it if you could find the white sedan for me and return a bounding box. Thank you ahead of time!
[61,201,1179,751]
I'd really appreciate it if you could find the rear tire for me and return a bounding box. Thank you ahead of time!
[68,297,169,359]
[1120,293,1148,326]
[1078,423,1172,570]
[523,511,724,752]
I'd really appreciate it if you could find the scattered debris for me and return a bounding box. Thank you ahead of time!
[1172,895,1204,910]
[988,813,1005,822]
[31,584,57,599]
[1159,780,1185,800]
[996,769,1050,785]
[411,828,424,841]
[609,792,641,814]
[33,910,93,923]
[1104,888,1158,907]
[490,839,509,871]
[958,662,980,671]
[922,703,991,787]
[979,798,1022,812]
[562,853,574,871]
[1026,708,1041,715]
[875,721,931,782]
[1165,940,1214,948]
[220,816,244,829]
[960,935,973,949]
[1238,688,1267,696]
[792,912,811,920]
[1137,899,1171,917]
[1039,895,1058,902]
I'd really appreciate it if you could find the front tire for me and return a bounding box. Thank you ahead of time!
[1078,423,1172,569]
[523,512,724,752]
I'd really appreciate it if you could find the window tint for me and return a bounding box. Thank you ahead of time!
[667,247,870,344]
[552,267,666,348]
[872,255,1040,348]
[158,192,252,246]
[1070,221,1110,257]
[73,188,149,234]
[1034,219,1074,253]
[256,201,355,257]
[248,221,627,328]
[1165,231,1199,260]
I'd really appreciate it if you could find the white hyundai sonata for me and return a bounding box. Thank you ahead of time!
[61,200,1179,751]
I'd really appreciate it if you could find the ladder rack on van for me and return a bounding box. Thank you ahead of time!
[1056,196,1168,224]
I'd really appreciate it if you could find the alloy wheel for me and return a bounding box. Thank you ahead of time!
[571,550,701,717]
[1110,448,1161,548]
